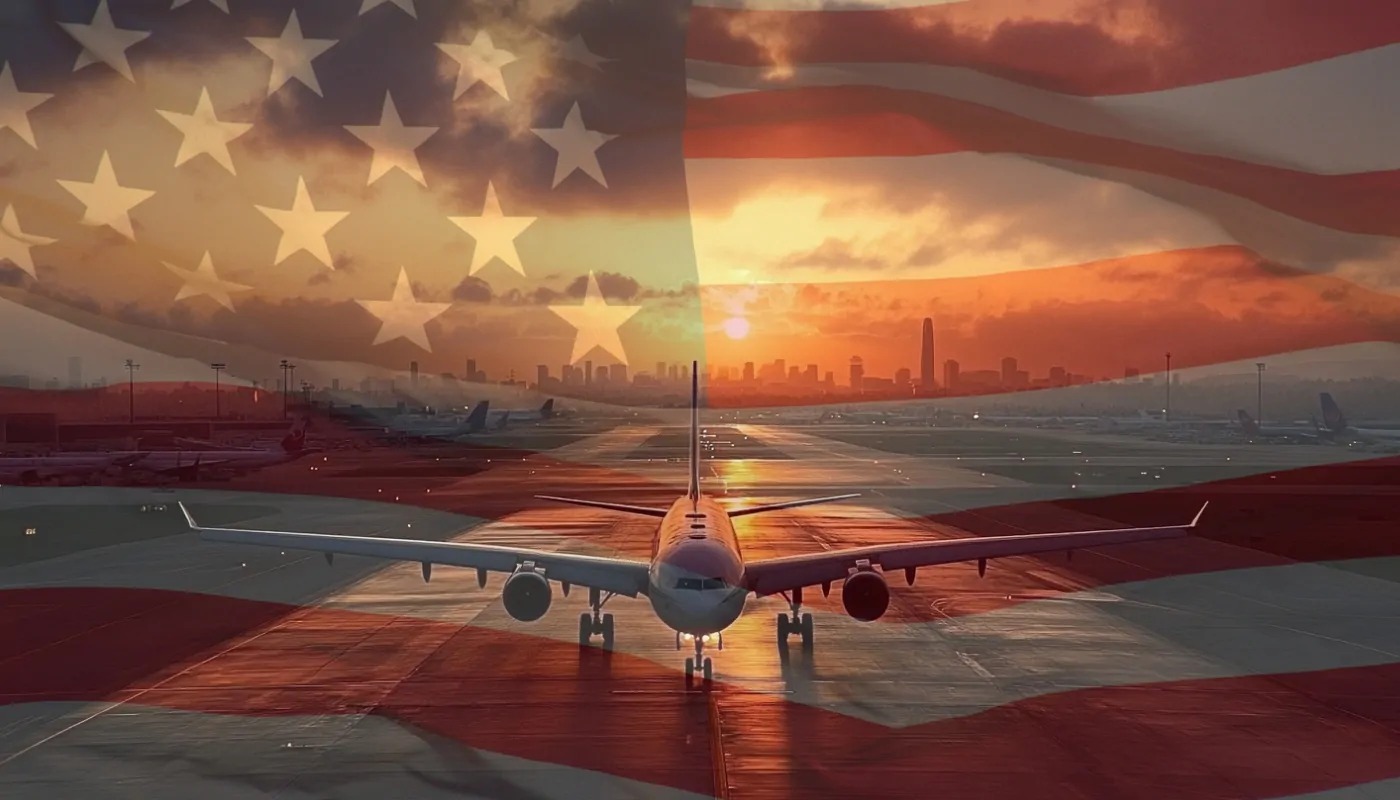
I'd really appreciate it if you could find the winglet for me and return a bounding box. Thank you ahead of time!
[1189,501,1209,528]
[177,501,199,530]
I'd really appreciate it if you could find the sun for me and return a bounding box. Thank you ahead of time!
[722,316,750,340]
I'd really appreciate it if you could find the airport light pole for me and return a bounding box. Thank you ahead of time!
[279,360,295,419]
[124,359,140,423]
[211,362,226,419]
[1256,362,1266,423]
[1164,352,1172,422]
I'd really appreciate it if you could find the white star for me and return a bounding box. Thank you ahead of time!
[357,267,451,351]
[558,35,612,71]
[343,92,438,186]
[157,87,252,174]
[57,151,156,241]
[162,252,251,311]
[246,11,337,97]
[0,63,52,149]
[58,0,151,83]
[449,182,537,277]
[254,177,350,268]
[171,0,230,12]
[437,31,517,100]
[359,0,416,16]
[0,205,56,279]
[531,103,617,188]
[548,272,641,365]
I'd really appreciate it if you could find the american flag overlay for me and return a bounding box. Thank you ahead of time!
[2,1,1400,798]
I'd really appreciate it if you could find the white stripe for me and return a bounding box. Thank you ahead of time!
[0,703,712,799]
[687,43,1400,174]
[684,153,1400,292]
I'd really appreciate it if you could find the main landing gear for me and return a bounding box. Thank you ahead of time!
[776,587,814,648]
[578,587,615,649]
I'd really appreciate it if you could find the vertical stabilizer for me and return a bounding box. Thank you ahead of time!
[1320,393,1347,433]
[688,360,700,500]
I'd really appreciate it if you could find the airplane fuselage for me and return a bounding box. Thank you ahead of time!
[646,496,747,635]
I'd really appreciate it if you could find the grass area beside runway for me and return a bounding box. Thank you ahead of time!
[0,502,278,567]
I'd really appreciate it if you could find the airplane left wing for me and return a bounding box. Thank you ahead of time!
[179,502,653,597]
[742,503,1207,596]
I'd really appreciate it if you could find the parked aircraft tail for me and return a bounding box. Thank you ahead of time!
[1320,393,1347,433]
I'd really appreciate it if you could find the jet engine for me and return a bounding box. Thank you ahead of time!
[842,569,890,621]
[502,569,552,621]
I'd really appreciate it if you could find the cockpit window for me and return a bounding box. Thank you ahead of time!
[675,577,727,590]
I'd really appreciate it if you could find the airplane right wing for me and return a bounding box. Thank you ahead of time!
[179,503,653,597]
[742,503,1207,596]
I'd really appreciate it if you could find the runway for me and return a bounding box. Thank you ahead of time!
[2,423,1400,798]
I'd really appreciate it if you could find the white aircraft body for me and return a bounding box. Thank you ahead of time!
[0,453,138,484]
[179,363,1206,684]
[1320,393,1400,442]
[489,399,555,429]
[122,420,312,479]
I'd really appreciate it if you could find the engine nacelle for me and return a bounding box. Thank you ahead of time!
[842,569,890,621]
[502,570,552,622]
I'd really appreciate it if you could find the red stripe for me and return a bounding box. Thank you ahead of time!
[684,87,1400,237]
[687,0,1400,96]
[5,585,1400,798]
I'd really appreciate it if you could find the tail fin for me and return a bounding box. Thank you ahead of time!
[464,401,489,433]
[687,360,700,501]
[1320,393,1347,432]
[1236,409,1260,435]
[280,418,308,453]
[540,399,555,418]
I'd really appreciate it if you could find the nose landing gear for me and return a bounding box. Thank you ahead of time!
[578,587,615,648]
[683,634,714,685]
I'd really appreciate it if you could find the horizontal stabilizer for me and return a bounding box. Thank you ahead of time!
[728,493,861,518]
[534,495,669,518]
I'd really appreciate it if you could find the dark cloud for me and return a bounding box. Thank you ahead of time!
[0,263,30,287]
[779,238,885,271]
[452,275,493,302]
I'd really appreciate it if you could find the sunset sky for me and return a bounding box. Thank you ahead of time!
[1,0,1397,387]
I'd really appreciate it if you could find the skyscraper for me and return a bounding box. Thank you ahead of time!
[920,317,935,390]
[67,356,82,389]
[466,359,477,382]
[849,356,864,391]
[943,359,960,391]
[536,364,548,386]
[1001,356,1017,387]
[585,359,593,385]
[742,362,754,382]
[610,363,628,385]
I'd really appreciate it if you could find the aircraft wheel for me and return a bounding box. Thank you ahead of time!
[578,613,592,645]
[601,613,615,648]
[684,657,695,683]
[800,613,814,646]
[775,612,790,643]
[702,657,713,683]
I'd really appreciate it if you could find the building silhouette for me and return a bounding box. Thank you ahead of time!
[742,362,755,382]
[920,317,935,389]
[943,359,960,391]
[849,356,864,391]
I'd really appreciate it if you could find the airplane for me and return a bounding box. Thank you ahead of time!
[1318,393,1400,442]
[0,453,142,485]
[177,361,1208,685]
[1234,410,1320,441]
[489,399,556,429]
[123,419,314,480]
[378,402,490,441]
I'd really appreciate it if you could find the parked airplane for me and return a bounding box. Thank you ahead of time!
[179,362,1207,684]
[489,399,555,429]
[0,453,141,484]
[381,402,490,441]
[1319,393,1400,442]
[125,419,313,480]
[1235,410,1320,441]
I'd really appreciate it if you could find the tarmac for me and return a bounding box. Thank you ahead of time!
[2,422,1399,799]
